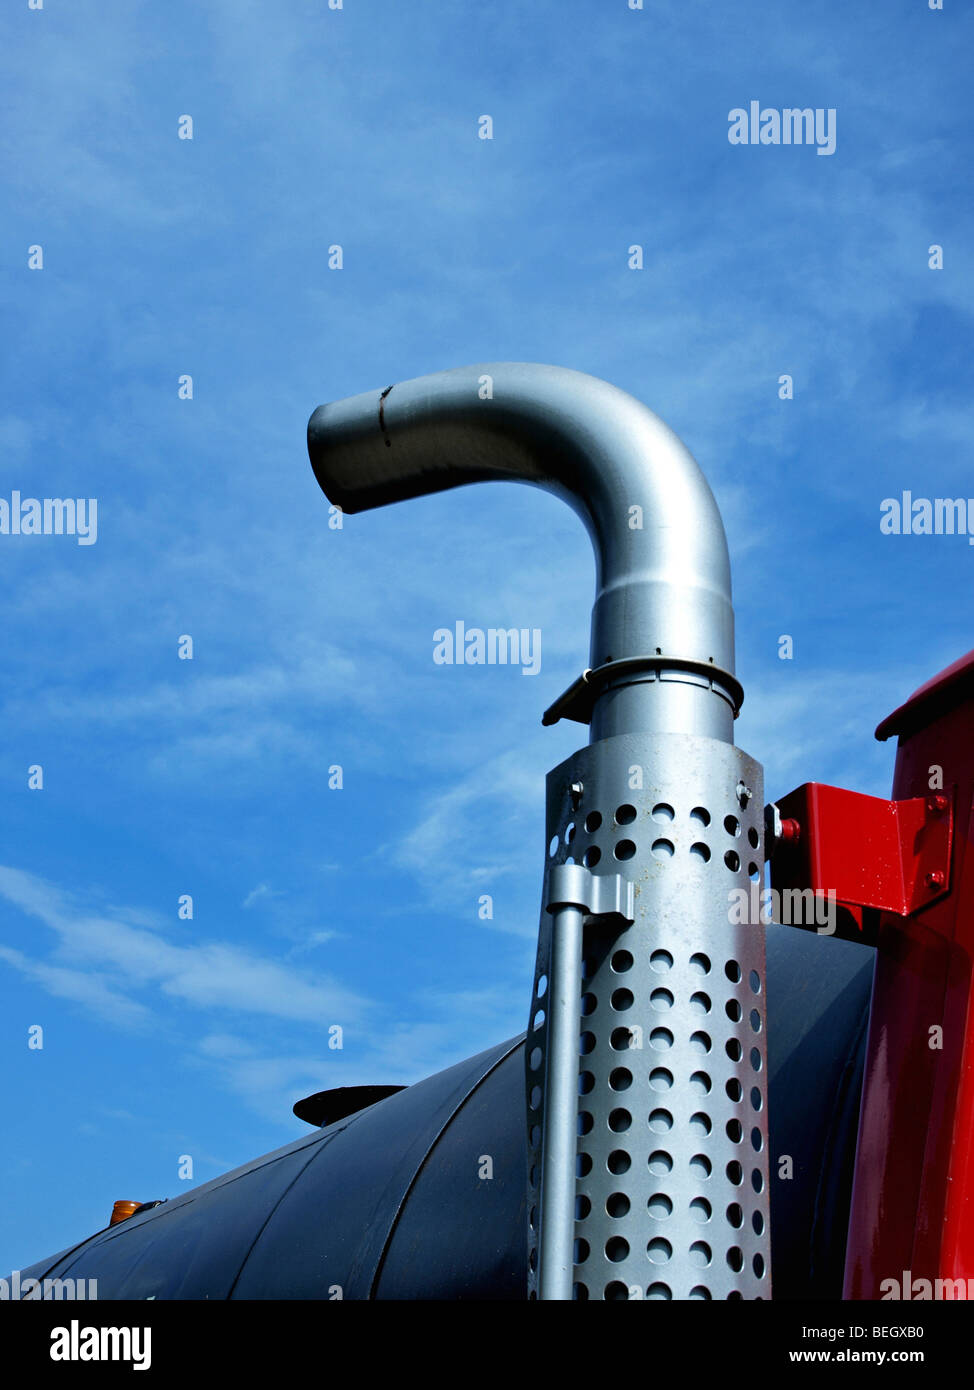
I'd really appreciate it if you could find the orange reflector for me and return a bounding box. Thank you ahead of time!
[109,1200,141,1226]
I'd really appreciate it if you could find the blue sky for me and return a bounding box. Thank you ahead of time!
[1,0,972,1274]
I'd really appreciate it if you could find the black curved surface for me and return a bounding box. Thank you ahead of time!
[764,927,874,1299]
[17,927,874,1300]
[293,1084,406,1128]
[374,1033,528,1300]
[30,1038,516,1300]
[374,927,875,1301]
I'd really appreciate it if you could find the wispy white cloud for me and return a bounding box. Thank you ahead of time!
[0,866,368,1028]
[0,944,151,1030]
[242,882,282,909]
[284,929,340,959]
[22,654,356,726]
[736,667,902,801]
[189,979,528,1124]
[0,864,529,1124]
[388,745,548,932]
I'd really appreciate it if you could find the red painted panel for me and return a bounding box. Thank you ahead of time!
[843,664,974,1297]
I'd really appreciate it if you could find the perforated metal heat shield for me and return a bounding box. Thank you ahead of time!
[527,731,770,1300]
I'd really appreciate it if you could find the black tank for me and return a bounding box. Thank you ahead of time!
[14,928,872,1300]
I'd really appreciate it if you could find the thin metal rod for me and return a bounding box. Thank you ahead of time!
[538,903,584,1300]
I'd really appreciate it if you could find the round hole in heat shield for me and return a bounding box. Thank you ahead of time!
[689,1197,712,1223]
[605,1237,629,1264]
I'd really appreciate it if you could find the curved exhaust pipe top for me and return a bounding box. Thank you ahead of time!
[308,363,741,743]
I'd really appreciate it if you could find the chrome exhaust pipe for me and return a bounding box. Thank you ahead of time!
[308,363,770,1300]
[308,362,738,742]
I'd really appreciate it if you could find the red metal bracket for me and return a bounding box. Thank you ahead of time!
[769,783,954,938]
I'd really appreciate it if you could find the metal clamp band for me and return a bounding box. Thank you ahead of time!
[542,655,744,727]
